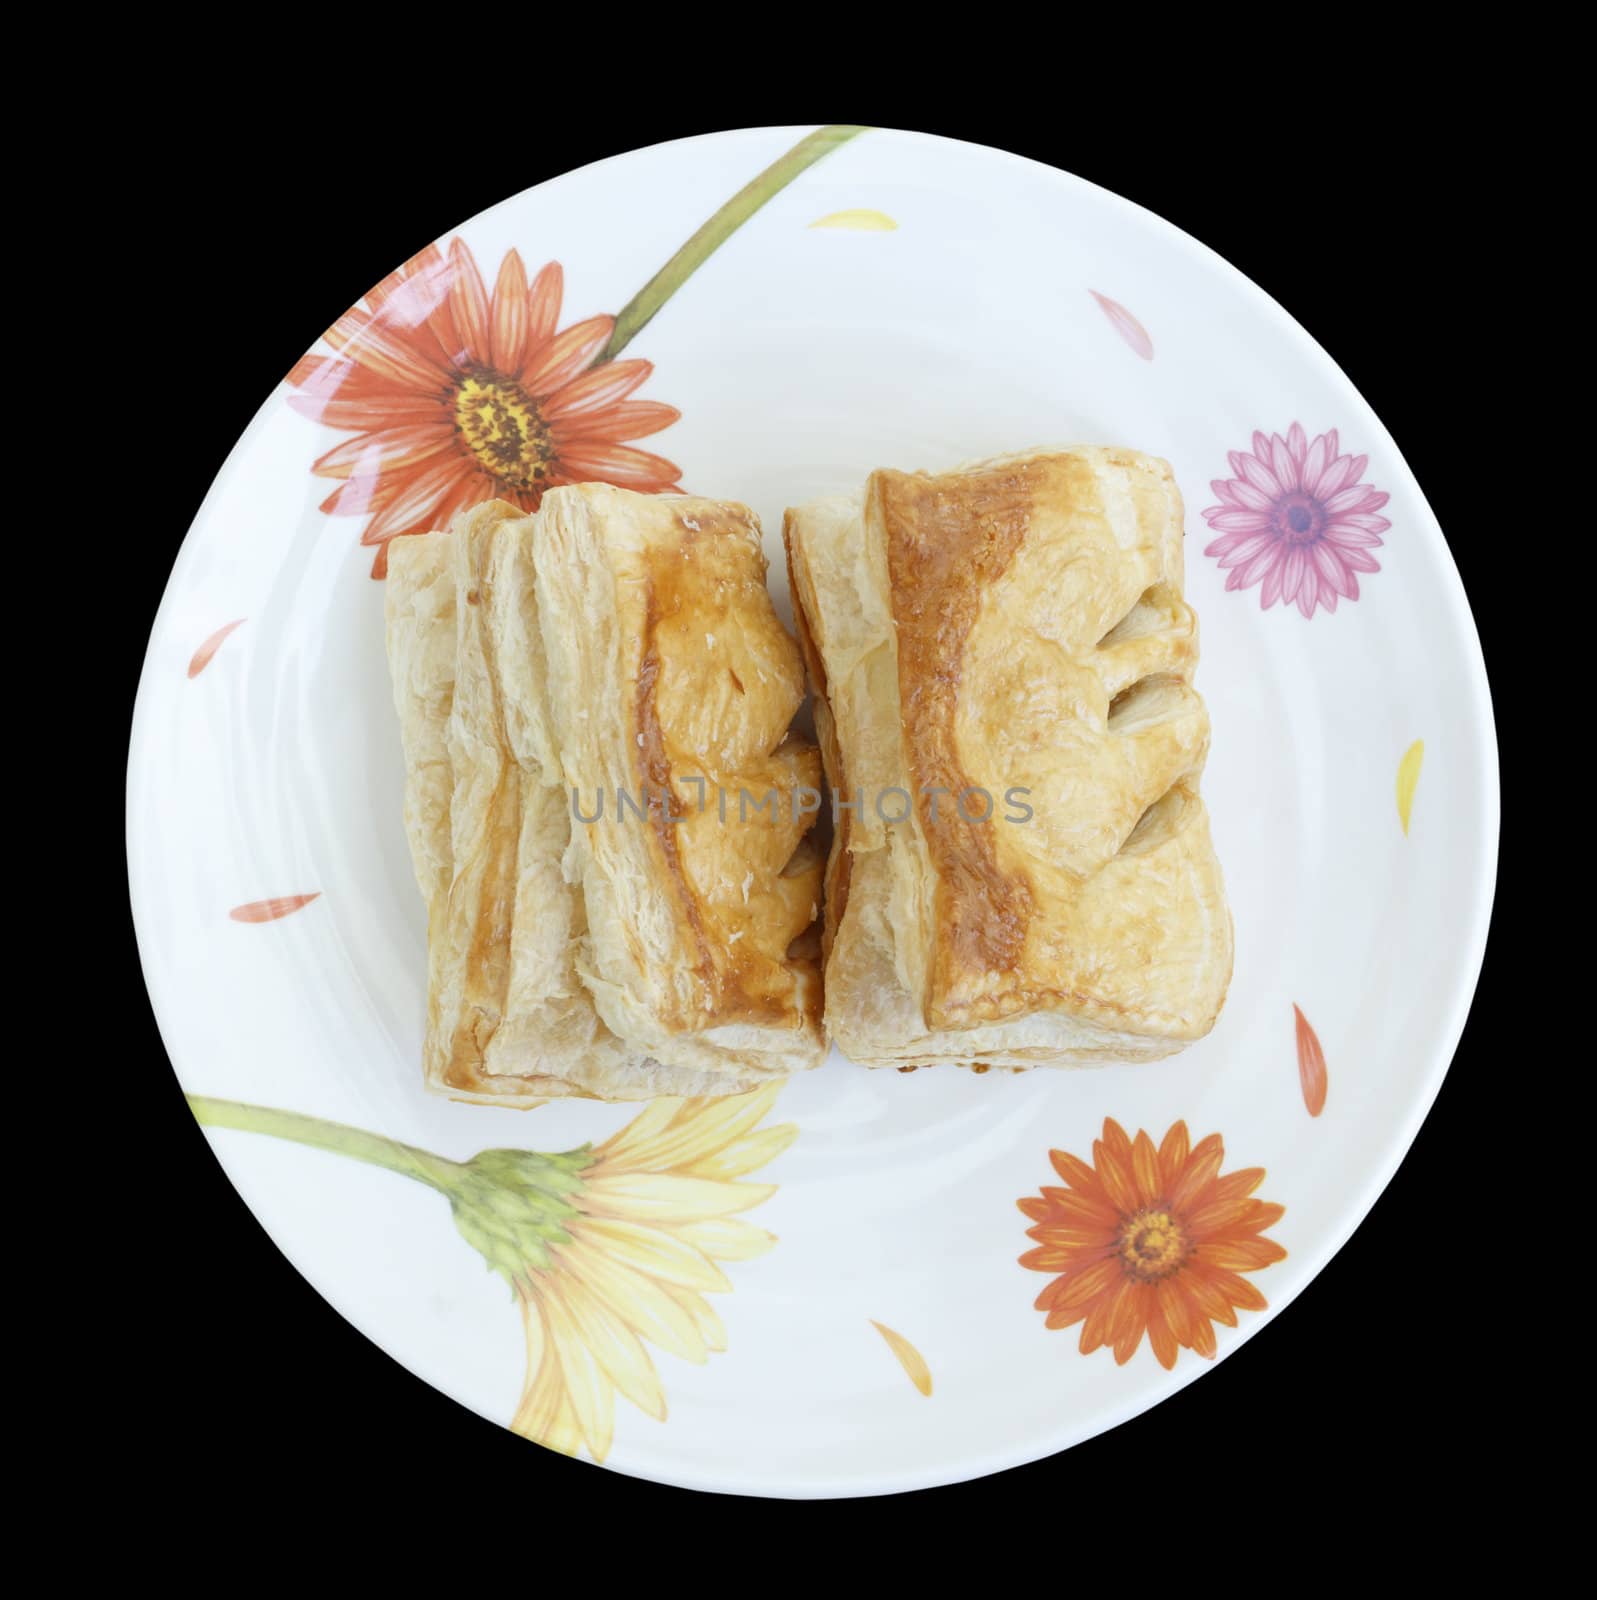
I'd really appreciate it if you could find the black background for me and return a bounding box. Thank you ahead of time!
[110,89,1518,1535]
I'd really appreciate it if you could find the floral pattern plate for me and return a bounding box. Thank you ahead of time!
[127,126,1498,1497]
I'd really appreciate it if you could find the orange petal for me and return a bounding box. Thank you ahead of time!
[870,1321,932,1397]
[187,619,245,678]
[1042,1257,1121,1313]
[554,441,682,493]
[1110,1284,1149,1365]
[1089,290,1154,360]
[229,893,320,923]
[554,398,680,443]
[1017,1196,1050,1221]
[525,261,563,349]
[1048,1148,1101,1193]
[1202,1266,1268,1313]
[1294,1004,1328,1116]
[522,315,615,397]
[1145,1297,1179,1369]
[1130,1129,1162,1205]
[542,358,654,419]
[1157,1121,1191,1191]
[490,250,529,373]
[1170,1133,1226,1211]
[1203,1237,1288,1272]
[447,238,491,365]
[1079,1284,1123,1354]
[1093,1131,1140,1215]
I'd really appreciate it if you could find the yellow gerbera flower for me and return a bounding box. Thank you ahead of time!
[511,1084,795,1461]
[188,1083,797,1465]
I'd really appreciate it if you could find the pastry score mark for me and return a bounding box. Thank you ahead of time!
[1089,292,1153,360]
[1396,739,1424,834]
[187,619,246,678]
[228,893,321,923]
[1293,1004,1327,1117]
[870,1320,933,1396]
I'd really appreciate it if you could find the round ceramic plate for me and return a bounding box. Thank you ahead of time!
[128,125,1497,1498]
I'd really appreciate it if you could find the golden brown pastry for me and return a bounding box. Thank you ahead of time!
[532,484,826,1078]
[783,446,1232,1068]
[386,501,793,1103]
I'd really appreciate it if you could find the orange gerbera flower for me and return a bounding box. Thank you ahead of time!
[287,238,682,577]
[1018,1118,1286,1369]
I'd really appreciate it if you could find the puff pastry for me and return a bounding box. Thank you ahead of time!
[783,446,1232,1068]
[532,484,825,1078]
[386,498,805,1102]
[387,489,825,1100]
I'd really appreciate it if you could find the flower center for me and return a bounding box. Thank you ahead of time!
[453,369,556,490]
[1117,1207,1190,1282]
[1272,492,1325,545]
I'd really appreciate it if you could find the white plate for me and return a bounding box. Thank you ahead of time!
[127,125,1497,1498]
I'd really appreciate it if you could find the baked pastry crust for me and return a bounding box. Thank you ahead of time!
[532,484,825,1077]
[386,501,787,1102]
[784,446,1232,1068]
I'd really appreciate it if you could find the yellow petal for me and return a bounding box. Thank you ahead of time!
[593,1097,684,1163]
[672,1217,777,1262]
[1396,739,1424,834]
[583,1172,778,1222]
[572,1216,732,1292]
[511,1299,582,1455]
[600,1084,784,1172]
[665,1284,726,1353]
[562,1247,710,1364]
[686,1123,798,1181]
[539,1285,615,1463]
[557,1273,667,1422]
[871,1320,933,1397]
[810,208,898,230]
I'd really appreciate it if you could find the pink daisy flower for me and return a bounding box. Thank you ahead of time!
[1202,424,1389,618]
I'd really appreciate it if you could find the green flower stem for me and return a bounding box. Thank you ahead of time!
[187,1095,463,1194]
[600,124,869,362]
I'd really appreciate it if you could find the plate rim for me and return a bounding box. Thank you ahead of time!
[126,122,1501,1498]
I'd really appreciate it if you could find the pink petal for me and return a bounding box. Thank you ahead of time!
[1300,432,1329,496]
[1324,484,1387,515]
[1278,545,1308,605]
[1209,529,1277,565]
[1312,449,1362,499]
[1236,453,1284,499]
[1333,511,1391,535]
[1309,541,1353,598]
[1238,542,1284,590]
[1205,508,1272,534]
[1324,522,1386,548]
[188,619,246,679]
[1338,548,1383,575]
[1287,422,1308,466]
[1260,556,1287,609]
[1269,433,1301,493]
[1089,291,1154,360]
[1296,580,1318,618]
